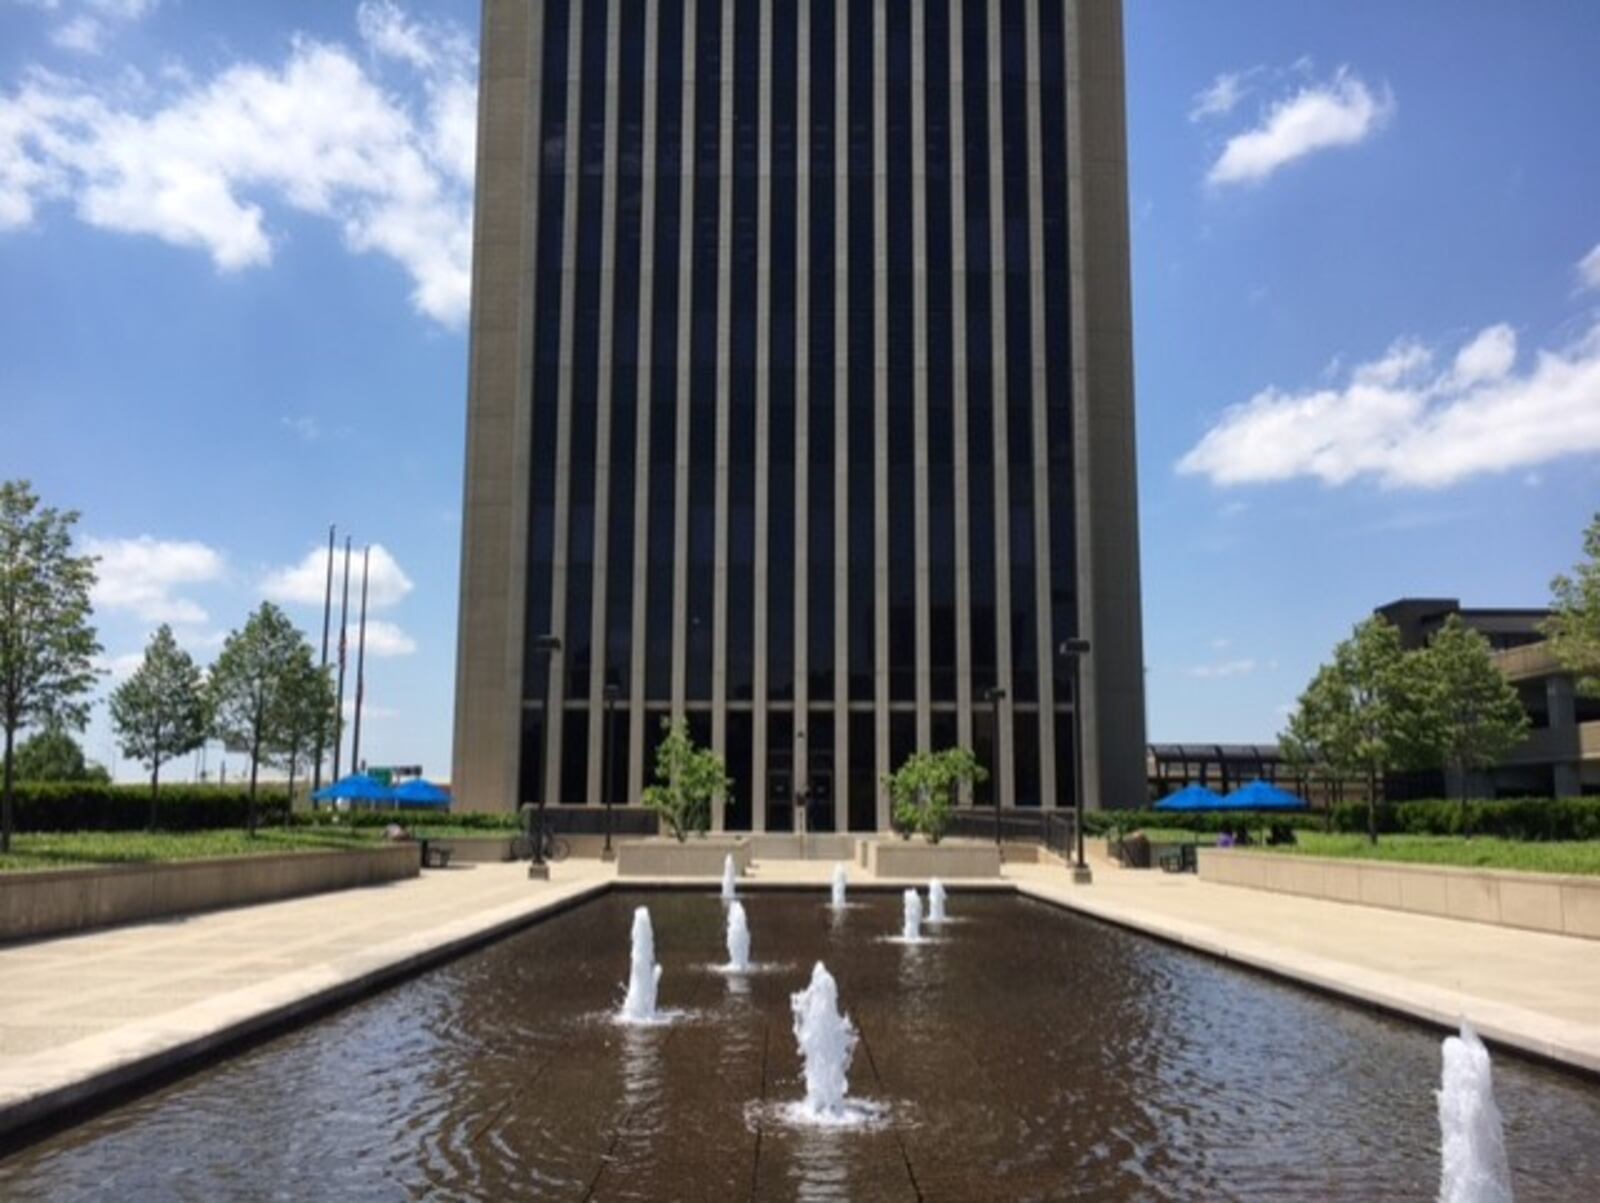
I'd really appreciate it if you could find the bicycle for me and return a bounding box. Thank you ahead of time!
[511,828,571,863]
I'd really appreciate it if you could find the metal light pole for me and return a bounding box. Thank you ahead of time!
[602,680,621,862]
[982,686,1006,845]
[528,634,562,880]
[1059,638,1092,884]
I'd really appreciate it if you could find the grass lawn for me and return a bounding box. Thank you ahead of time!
[0,828,381,873]
[1257,832,1600,877]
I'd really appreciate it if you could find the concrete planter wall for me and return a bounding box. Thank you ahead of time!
[0,844,420,944]
[866,838,1002,879]
[615,836,752,877]
[747,834,858,862]
[424,837,514,863]
[1199,848,1600,940]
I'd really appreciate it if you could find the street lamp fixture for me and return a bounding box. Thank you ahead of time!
[528,634,562,880]
[602,680,622,862]
[981,686,1006,847]
[1058,638,1092,884]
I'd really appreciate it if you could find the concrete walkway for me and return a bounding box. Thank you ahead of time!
[1,851,1596,1141]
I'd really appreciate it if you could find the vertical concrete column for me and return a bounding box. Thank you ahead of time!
[1024,0,1058,809]
[670,0,698,723]
[1548,674,1581,796]
[832,0,851,833]
[626,0,663,805]
[1064,0,1147,807]
[545,5,587,808]
[793,0,812,807]
[752,0,774,831]
[911,0,932,756]
[711,0,736,830]
[947,0,974,765]
[586,0,622,808]
[451,0,538,812]
[986,0,1015,811]
[873,0,892,830]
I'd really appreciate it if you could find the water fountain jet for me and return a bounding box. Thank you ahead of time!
[1438,1022,1513,1203]
[721,854,737,901]
[928,878,947,924]
[830,863,848,909]
[790,962,858,1120]
[619,906,663,1024]
[902,887,923,942]
[725,901,751,973]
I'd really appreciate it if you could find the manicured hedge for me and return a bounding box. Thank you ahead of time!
[292,809,519,831]
[1093,797,1600,842]
[3,783,291,832]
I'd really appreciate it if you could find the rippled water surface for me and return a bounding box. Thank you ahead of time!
[2,890,1598,1201]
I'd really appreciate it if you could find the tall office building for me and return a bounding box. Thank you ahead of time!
[453,0,1145,827]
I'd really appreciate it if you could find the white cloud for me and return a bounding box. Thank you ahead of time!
[1189,69,1255,123]
[355,619,416,657]
[0,3,475,324]
[282,415,321,442]
[50,16,104,54]
[83,535,225,624]
[1188,659,1257,680]
[1207,67,1393,186]
[263,543,414,610]
[1578,243,1600,293]
[341,699,398,721]
[94,650,145,681]
[1178,318,1600,489]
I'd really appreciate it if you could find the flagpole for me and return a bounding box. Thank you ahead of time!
[332,537,352,783]
[351,546,371,775]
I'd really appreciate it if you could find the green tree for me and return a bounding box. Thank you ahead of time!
[0,481,101,853]
[209,602,304,832]
[12,725,109,783]
[884,747,988,843]
[267,642,336,811]
[1284,618,1411,844]
[109,624,210,828]
[1414,614,1529,824]
[1542,511,1600,698]
[640,717,731,842]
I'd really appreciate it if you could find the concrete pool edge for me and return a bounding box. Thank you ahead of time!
[1015,880,1600,1079]
[2,866,1596,1145]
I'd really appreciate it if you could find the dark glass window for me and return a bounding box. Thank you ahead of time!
[1040,0,1077,698]
[685,0,722,701]
[1013,708,1039,807]
[563,0,609,701]
[807,0,836,700]
[963,0,996,697]
[645,0,685,702]
[886,0,915,704]
[805,709,835,831]
[525,0,572,706]
[889,712,916,777]
[518,708,547,806]
[768,0,798,704]
[1001,0,1036,704]
[925,0,957,704]
[930,709,958,757]
[561,710,589,804]
[727,0,759,704]
[846,0,874,702]
[1054,707,1076,812]
[726,712,753,831]
[642,708,672,786]
[972,704,995,807]
[607,4,646,699]
[603,707,632,808]
[767,710,794,831]
[848,712,875,831]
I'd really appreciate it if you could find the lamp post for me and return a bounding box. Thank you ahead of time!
[1059,638,1092,884]
[528,634,562,880]
[602,680,621,862]
[982,685,1006,846]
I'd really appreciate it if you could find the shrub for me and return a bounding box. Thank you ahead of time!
[1085,809,1323,836]
[9,783,290,832]
[1091,798,1600,841]
[291,809,519,831]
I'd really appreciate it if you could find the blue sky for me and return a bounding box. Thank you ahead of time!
[1,1,1597,782]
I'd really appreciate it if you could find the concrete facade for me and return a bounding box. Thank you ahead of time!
[454,0,1146,828]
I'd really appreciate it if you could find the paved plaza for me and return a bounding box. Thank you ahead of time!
[0,851,1596,1139]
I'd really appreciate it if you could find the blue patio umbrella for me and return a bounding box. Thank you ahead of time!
[391,778,451,808]
[311,772,397,805]
[1221,780,1309,811]
[1154,783,1225,811]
